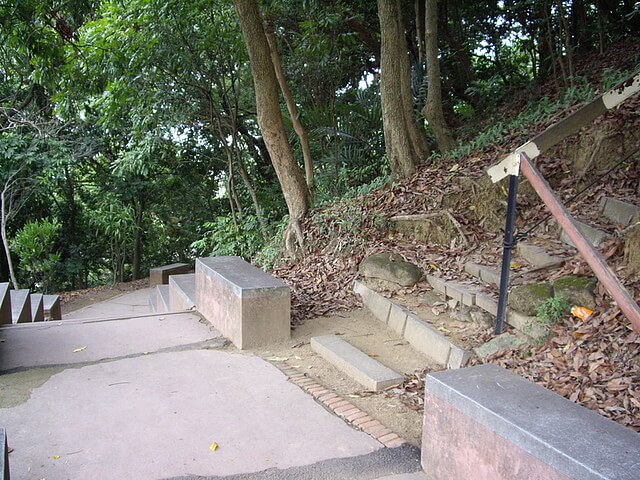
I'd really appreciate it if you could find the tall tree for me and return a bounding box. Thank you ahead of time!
[233,0,310,249]
[422,0,455,152]
[377,0,429,179]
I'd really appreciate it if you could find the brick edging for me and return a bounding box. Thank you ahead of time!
[271,361,407,448]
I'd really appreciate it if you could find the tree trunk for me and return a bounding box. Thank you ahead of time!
[378,0,430,180]
[264,22,315,195]
[0,186,18,289]
[233,0,310,245]
[132,197,144,281]
[422,0,455,153]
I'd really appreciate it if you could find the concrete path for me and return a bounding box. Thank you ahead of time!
[0,290,426,479]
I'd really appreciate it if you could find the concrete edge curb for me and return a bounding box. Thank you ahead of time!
[353,280,472,369]
[269,360,408,449]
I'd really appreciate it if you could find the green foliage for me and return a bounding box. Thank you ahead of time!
[535,296,571,326]
[12,218,61,292]
[191,215,266,262]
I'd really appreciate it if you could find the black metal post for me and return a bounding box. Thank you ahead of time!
[495,173,519,334]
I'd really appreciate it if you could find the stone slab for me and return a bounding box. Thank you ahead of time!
[354,280,391,324]
[465,262,500,286]
[43,294,61,320]
[473,333,527,360]
[10,289,31,324]
[156,284,171,313]
[507,310,549,341]
[601,197,640,226]
[444,282,477,306]
[475,292,498,316]
[402,314,471,369]
[426,275,447,295]
[149,262,190,287]
[311,335,403,391]
[0,283,10,325]
[169,273,196,311]
[30,293,44,322]
[196,256,290,349]
[387,303,408,336]
[517,242,565,268]
[561,220,611,248]
[421,364,640,479]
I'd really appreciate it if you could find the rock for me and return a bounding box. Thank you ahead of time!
[624,223,640,277]
[451,304,472,322]
[469,307,494,326]
[508,282,553,316]
[358,253,423,287]
[553,275,596,309]
[473,333,528,360]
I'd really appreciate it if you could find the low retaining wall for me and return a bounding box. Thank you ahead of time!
[421,364,640,479]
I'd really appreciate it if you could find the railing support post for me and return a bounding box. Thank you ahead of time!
[495,172,519,334]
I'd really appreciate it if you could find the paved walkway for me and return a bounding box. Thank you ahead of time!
[0,289,426,479]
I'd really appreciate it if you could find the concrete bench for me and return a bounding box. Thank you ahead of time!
[421,364,640,479]
[195,256,290,349]
[10,290,31,324]
[0,283,10,325]
[30,293,44,322]
[149,263,190,287]
[43,294,61,320]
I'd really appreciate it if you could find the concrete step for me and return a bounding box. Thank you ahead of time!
[10,289,31,324]
[149,262,190,287]
[516,242,566,268]
[149,290,158,313]
[169,273,196,311]
[0,282,10,325]
[560,220,611,247]
[30,293,44,322]
[43,294,61,320]
[156,285,171,313]
[464,262,501,287]
[600,196,640,226]
[311,334,403,392]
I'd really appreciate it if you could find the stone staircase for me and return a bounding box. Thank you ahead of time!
[0,282,61,325]
[148,272,196,314]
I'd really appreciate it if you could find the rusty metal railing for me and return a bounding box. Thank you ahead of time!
[487,72,640,334]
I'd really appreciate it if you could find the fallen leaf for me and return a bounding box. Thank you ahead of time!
[209,442,219,452]
[267,356,289,362]
[73,347,86,353]
[52,455,60,460]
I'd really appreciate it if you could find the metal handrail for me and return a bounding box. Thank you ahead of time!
[487,72,640,334]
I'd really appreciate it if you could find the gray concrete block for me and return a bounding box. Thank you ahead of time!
[475,292,498,316]
[10,289,31,324]
[30,293,44,322]
[426,275,447,294]
[473,333,527,360]
[403,314,453,367]
[422,364,640,480]
[0,282,10,325]
[149,262,190,287]
[447,345,473,369]
[517,242,565,268]
[388,302,409,336]
[561,220,611,248]
[601,197,640,226]
[169,274,196,311]
[196,256,290,349]
[311,335,403,391]
[43,294,61,320]
[156,285,171,313]
[353,280,391,324]
[445,282,477,306]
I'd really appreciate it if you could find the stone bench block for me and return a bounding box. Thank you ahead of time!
[195,256,290,349]
[30,293,44,322]
[10,289,31,324]
[43,294,61,320]
[422,364,640,479]
[169,274,195,311]
[311,335,403,391]
[0,283,10,325]
[149,263,190,287]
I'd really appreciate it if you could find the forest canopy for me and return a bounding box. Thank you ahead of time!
[1,0,638,292]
